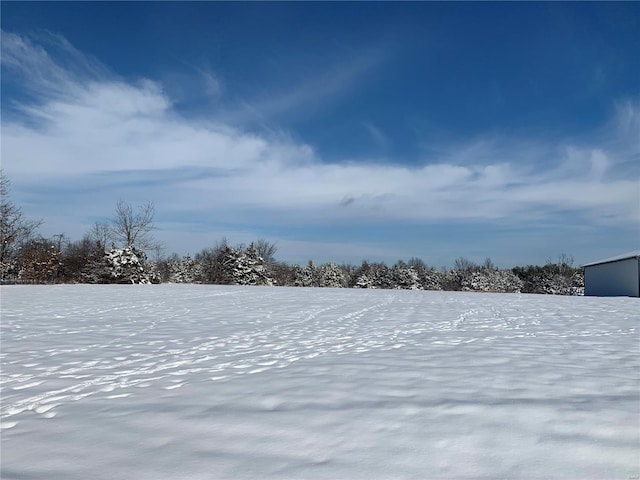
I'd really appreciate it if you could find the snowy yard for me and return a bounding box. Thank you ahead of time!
[1,285,638,479]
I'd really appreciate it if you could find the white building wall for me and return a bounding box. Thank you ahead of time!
[584,258,639,297]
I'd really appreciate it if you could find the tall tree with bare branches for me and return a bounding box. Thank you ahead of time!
[254,238,278,264]
[111,199,157,251]
[89,221,113,251]
[0,170,42,279]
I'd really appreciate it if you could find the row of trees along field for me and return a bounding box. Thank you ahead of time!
[0,171,584,294]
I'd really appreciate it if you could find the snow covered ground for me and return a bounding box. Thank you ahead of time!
[1,285,638,479]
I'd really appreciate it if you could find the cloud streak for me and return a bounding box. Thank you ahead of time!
[1,30,638,261]
[363,122,390,150]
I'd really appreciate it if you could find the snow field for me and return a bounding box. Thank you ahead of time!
[1,284,638,479]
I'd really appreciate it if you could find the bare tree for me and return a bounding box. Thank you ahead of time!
[254,238,278,264]
[453,257,477,272]
[546,253,575,280]
[90,221,113,251]
[61,234,104,282]
[1,170,42,279]
[482,257,496,270]
[407,257,427,270]
[557,253,574,276]
[196,237,229,284]
[18,237,63,284]
[111,199,156,251]
[151,243,166,263]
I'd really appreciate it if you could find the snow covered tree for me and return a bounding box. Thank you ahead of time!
[389,263,422,290]
[409,263,443,291]
[460,269,523,293]
[293,261,317,287]
[196,242,273,286]
[353,261,385,289]
[354,273,374,289]
[216,244,273,286]
[84,246,158,284]
[351,261,421,290]
[512,256,579,295]
[166,254,202,283]
[444,257,481,291]
[352,261,374,288]
[235,243,274,286]
[316,263,349,288]
[570,270,584,296]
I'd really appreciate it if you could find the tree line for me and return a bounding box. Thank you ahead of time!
[0,171,583,294]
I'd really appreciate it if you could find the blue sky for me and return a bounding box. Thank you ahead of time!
[1,2,638,267]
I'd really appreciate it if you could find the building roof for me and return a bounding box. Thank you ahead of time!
[582,250,640,268]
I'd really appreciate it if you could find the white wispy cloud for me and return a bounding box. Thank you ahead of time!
[219,46,388,126]
[1,30,109,100]
[1,31,638,258]
[363,122,390,150]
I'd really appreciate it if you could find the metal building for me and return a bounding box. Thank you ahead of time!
[582,251,640,297]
